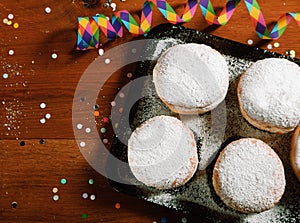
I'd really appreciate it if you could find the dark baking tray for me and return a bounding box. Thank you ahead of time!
[106,24,300,222]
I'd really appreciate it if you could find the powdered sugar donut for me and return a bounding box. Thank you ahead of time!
[291,125,300,181]
[128,115,198,189]
[213,138,286,213]
[153,43,229,114]
[238,58,300,134]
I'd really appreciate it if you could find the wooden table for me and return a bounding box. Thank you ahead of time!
[1,1,300,222]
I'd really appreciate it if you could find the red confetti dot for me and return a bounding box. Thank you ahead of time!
[103,117,109,123]
[115,202,121,209]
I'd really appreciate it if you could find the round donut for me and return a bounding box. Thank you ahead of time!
[213,138,286,213]
[153,43,229,114]
[238,58,300,134]
[128,115,199,189]
[291,125,300,182]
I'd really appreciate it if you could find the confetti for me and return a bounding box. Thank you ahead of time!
[181,217,188,223]
[6,20,12,26]
[8,50,14,55]
[40,102,46,109]
[104,58,110,64]
[85,128,91,133]
[82,193,88,199]
[82,213,88,219]
[127,72,132,78]
[51,53,58,59]
[52,187,58,193]
[90,194,96,200]
[247,39,253,45]
[103,138,108,144]
[161,217,167,223]
[100,128,106,134]
[53,195,59,201]
[45,7,52,14]
[13,23,19,29]
[45,113,51,119]
[111,101,116,107]
[60,178,67,185]
[3,73,8,79]
[77,123,83,129]
[103,117,109,123]
[3,18,8,24]
[267,44,272,50]
[40,139,45,144]
[8,14,14,20]
[77,0,300,50]
[20,141,25,146]
[93,104,99,110]
[115,202,121,209]
[274,42,280,48]
[80,141,86,148]
[88,179,94,185]
[119,92,125,98]
[11,202,17,208]
[40,118,46,124]
[94,111,99,116]
[98,48,104,56]
[110,3,117,11]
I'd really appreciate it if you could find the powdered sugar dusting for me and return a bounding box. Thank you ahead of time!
[239,58,300,130]
[213,138,285,213]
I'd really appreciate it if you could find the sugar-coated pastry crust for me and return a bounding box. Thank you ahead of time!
[213,138,286,213]
[153,43,229,114]
[291,125,300,182]
[128,115,199,189]
[237,58,300,134]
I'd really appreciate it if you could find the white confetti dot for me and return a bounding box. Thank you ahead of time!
[40,102,46,109]
[82,193,88,199]
[247,39,253,45]
[103,138,108,144]
[45,113,51,119]
[119,92,125,98]
[274,42,280,48]
[90,194,96,200]
[111,101,116,107]
[53,195,59,201]
[8,14,14,20]
[80,141,86,148]
[104,58,110,64]
[3,18,8,24]
[52,187,58,193]
[77,123,83,130]
[98,48,104,56]
[8,50,14,56]
[267,44,272,50]
[40,118,46,124]
[85,128,91,133]
[127,72,132,78]
[45,7,52,14]
[51,53,58,59]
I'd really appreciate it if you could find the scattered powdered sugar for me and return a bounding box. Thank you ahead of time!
[239,58,300,129]
[295,134,300,171]
[213,138,285,213]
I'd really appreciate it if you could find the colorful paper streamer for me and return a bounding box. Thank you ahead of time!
[77,0,300,50]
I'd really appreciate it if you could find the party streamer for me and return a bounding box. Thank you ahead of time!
[77,0,300,50]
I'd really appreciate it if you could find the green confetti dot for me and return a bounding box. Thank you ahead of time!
[100,128,106,134]
[181,217,188,223]
[82,213,87,219]
[88,179,94,185]
[60,178,67,185]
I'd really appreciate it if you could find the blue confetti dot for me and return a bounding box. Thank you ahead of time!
[3,73,8,79]
[161,217,167,223]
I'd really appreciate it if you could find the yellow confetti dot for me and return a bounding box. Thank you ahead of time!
[13,23,19,29]
[7,20,12,25]
[115,202,121,209]
[94,111,99,117]
[274,42,280,48]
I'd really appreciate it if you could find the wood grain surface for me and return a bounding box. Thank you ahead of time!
[1,0,300,222]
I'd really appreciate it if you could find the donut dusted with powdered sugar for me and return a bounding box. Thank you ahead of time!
[128,115,198,189]
[213,138,286,213]
[153,43,229,114]
[238,58,300,134]
[291,125,300,182]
